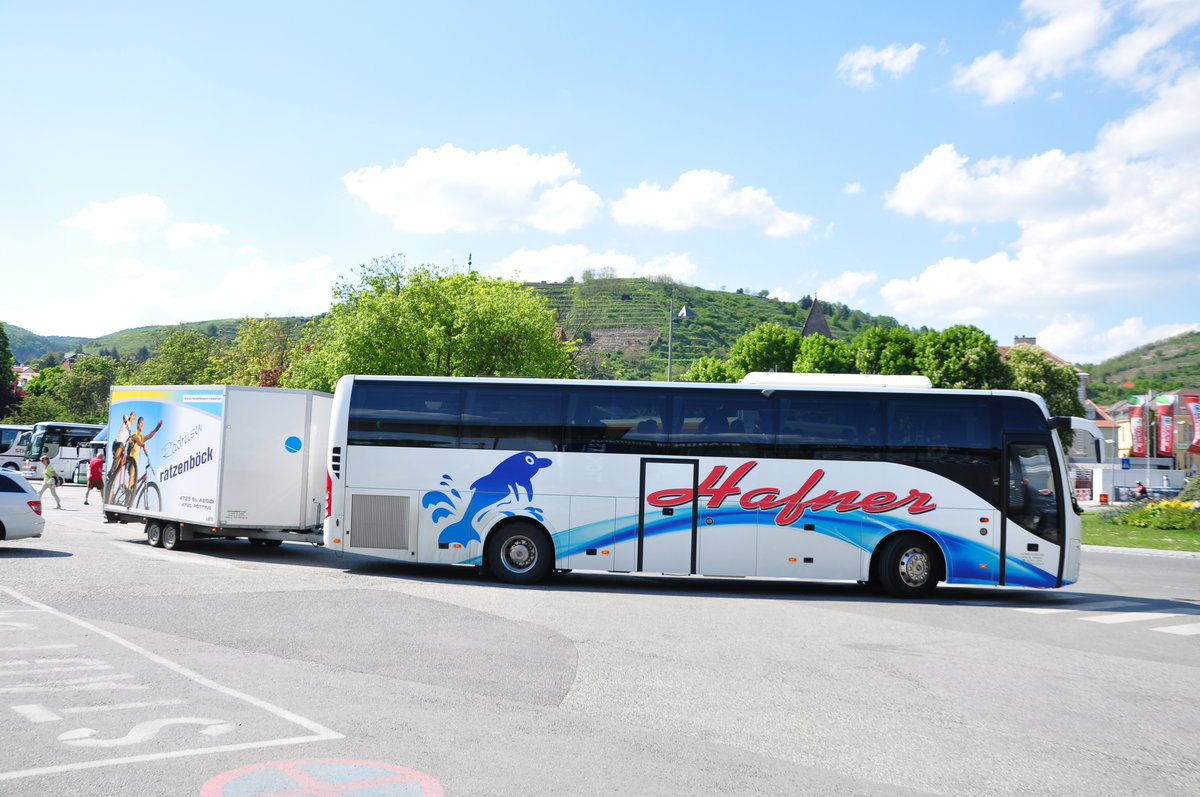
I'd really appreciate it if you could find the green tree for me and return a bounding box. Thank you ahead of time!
[23,365,66,396]
[726,322,801,378]
[31,351,63,370]
[54,355,116,422]
[1005,344,1085,419]
[850,326,919,375]
[680,356,736,383]
[1,393,69,424]
[793,335,856,373]
[283,259,577,392]
[0,323,20,417]
[914,325,1011,389]
[136,328,223,385]
[211,317,293,387]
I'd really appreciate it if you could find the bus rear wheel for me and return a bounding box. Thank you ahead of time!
[486,522,553,585]
[876,533,940,599]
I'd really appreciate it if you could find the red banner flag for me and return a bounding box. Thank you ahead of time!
[1129,396,1146,457]
[1155,396,1176,457]
[1185,394,1200,455]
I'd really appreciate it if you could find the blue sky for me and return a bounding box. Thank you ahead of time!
[3,0,1198,365]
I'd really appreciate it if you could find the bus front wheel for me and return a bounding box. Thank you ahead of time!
[486,522,553,585]
[875,533,941,599]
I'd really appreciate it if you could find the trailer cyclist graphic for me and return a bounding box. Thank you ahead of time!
[104,386,331,551]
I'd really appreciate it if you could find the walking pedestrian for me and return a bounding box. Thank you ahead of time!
[84,449,104,505]
[37,456,61,509]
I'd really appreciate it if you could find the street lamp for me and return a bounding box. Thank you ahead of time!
[666,300,697,381]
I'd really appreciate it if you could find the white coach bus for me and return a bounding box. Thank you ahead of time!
[0,424,32,472]
[21,421,104,481]
[323,373,1102,598]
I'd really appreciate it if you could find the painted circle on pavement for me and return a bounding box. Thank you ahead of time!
[201,759,444,796]
[284,436,303,453]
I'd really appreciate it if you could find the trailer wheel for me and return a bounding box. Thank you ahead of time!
[146,521,164,548]
[162,523,183,551]
[485,521,554,585]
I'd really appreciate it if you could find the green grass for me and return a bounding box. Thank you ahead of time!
[1081,512,1200,552]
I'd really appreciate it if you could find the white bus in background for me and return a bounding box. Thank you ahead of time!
[323,373,1102,598]
[0,424,32,473]
[21,422,104,481]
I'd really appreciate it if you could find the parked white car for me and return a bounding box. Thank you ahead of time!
[0,470,45,542]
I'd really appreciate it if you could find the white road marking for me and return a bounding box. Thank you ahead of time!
[0,584,342,782]
[63,698,187,715]
[0,622,36,632]
[1151,622,1200,636]
[59,717,237,747]
[12,704,60,722]
[1082,612,1187,624]
[0,644,77,652]
[0,673,148,694]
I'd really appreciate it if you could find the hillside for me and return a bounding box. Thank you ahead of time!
[8,278,1197,390]
[3,325,90,363]
[1084,330,1200,400]
[3,280,895,378]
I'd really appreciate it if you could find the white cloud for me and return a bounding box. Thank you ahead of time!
[952,0,1200,103]
[166,222,229,248]
[882,68,1200,358]
[213,256,337,314]
[953,0,1111,103]
[343,143,602,233]
[61,194,171,244]
[1037,316,1200,363]
[1096,0,1200,86]
[837,43,925,88]
[815,271,878,304]
[843,182,862,195]
[611,170,813,237]
[886,143,1090,223]
[489,244,699,283]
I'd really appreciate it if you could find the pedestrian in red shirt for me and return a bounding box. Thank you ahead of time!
[84,451,105,505]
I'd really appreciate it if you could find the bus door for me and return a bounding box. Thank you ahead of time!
[638,458,698,575]
[1001,437,1066,588]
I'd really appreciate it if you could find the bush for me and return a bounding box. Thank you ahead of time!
[1177,477,1200,503]
[1122,499,1200,530]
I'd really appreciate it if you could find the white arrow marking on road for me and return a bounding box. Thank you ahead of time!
[58,717,237,747]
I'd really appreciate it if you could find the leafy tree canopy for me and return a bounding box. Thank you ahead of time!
[850,326,918,375]
[24,365,65,396]
[210,317,293,387]
[793,335,855,374]
[726,322,801,378]
[914,325,1010,389]
[0,322,19,417]
[133,328,223,386]
[680,356,736,383]
[1006,344,1085,418]
[283,258,578,392]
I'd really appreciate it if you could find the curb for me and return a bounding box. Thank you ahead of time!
[1083,544,1200,559]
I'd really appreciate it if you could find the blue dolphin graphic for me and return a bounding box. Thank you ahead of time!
[437,451,553,546]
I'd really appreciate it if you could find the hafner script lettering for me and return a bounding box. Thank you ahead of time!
[646,462,937,526]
